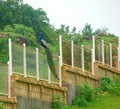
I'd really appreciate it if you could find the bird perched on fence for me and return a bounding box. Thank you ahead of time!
[39,32,59,79]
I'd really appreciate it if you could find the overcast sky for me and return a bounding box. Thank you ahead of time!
[23,0,120,36]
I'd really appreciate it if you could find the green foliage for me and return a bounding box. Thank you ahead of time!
[100,76,120,96]
[72,83,95,107]
[0,38,8,63]
[3,24,38,46]
[100,76,113,92]
[82,23,93,38]
[51,94,63,109]
[72,95,87,107]
[0,102,6,109]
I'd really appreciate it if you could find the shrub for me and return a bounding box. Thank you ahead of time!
[72,95,87,107]
[77,83,94,102]
[72,83,95,107]
[51,94,62,109]
[0,102,6,109]
[100,76,113,92]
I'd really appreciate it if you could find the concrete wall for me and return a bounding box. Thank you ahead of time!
[94,61,120,78]
[0,96,17,109]
[1,62,120,108]
[11,74,67,109]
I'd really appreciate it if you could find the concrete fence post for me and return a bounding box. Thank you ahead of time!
[81,45,84,72]
[59,35,63,66]
[118,47,120,70]
[59,56,62,86]
[110,44,112,67]
[91,49,95,75]
[23,43,27,78]
[71,40,74,67]
[102,40,105,65]
[8,39,12,75]
[36,48,39,81]
[92,35,95,62]
[48,65,51,84]
[7,61,11,98]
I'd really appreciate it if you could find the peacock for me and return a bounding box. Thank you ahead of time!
[39,32,59,79]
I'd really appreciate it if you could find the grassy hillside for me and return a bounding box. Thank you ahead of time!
[68,94,120,109]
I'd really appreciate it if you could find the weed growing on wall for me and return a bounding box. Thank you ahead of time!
[0,102,6,109]
[51,94,63,109]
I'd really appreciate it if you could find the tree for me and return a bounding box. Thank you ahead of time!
[82,23,93,38]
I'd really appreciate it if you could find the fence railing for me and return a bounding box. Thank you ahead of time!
[59,35,120,75]
[9,39,62,86]
[0,63,8,95]
[95,37,120,70]
[59,36,94,75]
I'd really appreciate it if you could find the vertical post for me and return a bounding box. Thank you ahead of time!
[91,49,94,75]
[118,47,120,70]
[71,40,74,67]
[48,65,51,84]
[9,39,12,75]
[59,56,62,86]
[23,43,27,78]
[81,45,84,72]
[118,37,120,70]
[36,48,39,80]
[102,40,105,65]
[110,44,112,67]
[92,35,95,62]
[118,37,120,49]
[59,35,63,66]
[7,61,11,98]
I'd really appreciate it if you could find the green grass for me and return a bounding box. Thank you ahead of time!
[69,94,120,109]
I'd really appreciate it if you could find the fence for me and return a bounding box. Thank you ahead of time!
[95,37,120,70]
[59,35,120,75]
[0,63,8,95]
[59,36,94,75]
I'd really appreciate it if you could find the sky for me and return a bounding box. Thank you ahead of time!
[23,0,120,36]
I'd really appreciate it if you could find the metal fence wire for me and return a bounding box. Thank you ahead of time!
[62,39,92,72]
[95,39,102,62]
[112,46,118,68]
[0,63,8,95]
[62,40,71,65]
[95,38,118,68]
[104,42,110,65]
[74,44,82,69]
[84,47,92,72]
[12,43,24,74]
[12,42,59,82]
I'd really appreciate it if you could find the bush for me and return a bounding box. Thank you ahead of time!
[51,94,62,109]
[0,102,6,109]
[72,83,95,107]
[100,76,120,96]
[100,76,113,92]
[72,95,87,107]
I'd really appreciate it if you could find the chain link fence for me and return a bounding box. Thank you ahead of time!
[0,63,8,95]
[95,38,118,68]
[62,39,92,72]
[12,42,59,83]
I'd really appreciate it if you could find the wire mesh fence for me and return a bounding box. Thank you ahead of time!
[62,39,92,72]
[12,42,59,83]
[95,39,102,62]
[112,46,118,68]
[104,42,110,65]
[12,43,24,74]
[0,63,8,95]
[95,38,119,69]
[62,40,71,65]
[84,47,92,72]
[74,44,82,69]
